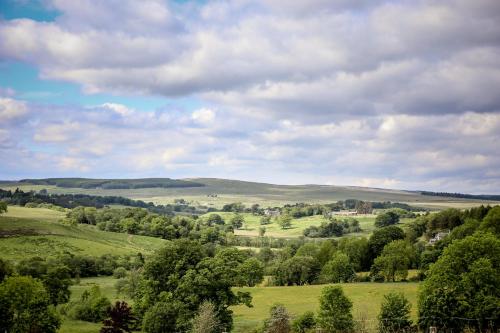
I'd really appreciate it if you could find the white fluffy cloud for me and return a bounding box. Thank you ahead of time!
[1,0,500,192]
[0,97,499,192]
[1,0,500,117]
[0,97,28,122]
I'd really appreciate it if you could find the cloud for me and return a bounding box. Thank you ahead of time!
[1,0,499,120]
[0,97,29,122]
[1,1,500,192]
[191,108,215,124]
[0,94,499,192]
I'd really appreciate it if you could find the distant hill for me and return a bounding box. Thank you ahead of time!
[17,177,205,189]
[1,177,498,209]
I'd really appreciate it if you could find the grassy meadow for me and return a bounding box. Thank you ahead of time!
[203,211,415,239]
[62,276,420,333]
[0,206,166,260]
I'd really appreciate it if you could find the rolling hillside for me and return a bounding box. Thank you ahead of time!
[1,178,496,209]
[0,206,166,260]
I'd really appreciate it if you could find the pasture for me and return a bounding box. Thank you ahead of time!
[203,211,415,239]
[0,206,166,260]
[62,276,419,333]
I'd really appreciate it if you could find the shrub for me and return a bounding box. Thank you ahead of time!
[292,311,316,333]
[264,303,291,333]
[113,267,127,279]
[377,292,413,333]
[67,286,111,322]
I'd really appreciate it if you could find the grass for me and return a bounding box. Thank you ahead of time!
[203,212,384,238]
[63,276,419,333]
[232,282,420,332]
[0,206,166,260]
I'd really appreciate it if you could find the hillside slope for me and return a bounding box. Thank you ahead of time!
[0,206,166,260]
[1,178,496,209]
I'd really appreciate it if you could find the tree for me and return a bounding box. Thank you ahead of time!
[101,301,136,333]
[231,213,245,229]
[292,311,316,333]
[275,256,320,286]
[237,258,265,287]
[368,226,405,263]
[278,214,292,229]
[316,240,338,267]
[259,226,267,237]
[418,232,500,332]
[0,276,61,333]
[43,265,72,305]
[0,201,7,214]
[265,303,291,333]
[426,208,464,233]
[317,286,354,333]
[142,302,180,333]
[355,201,373,214]
[320,252,356,283]
[258,247,275,264]
[480,205,500,235]
[191,301,220,333]
[138,240,252,332]
[371,240,414,282]
[377,292,412,333]
[338,237,370,271]
[375,211,399,228]
[207,214,225,226]
[260,215,272,225]
[295,243,320,258]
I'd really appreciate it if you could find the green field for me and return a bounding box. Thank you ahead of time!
[0,206,166,260]
[203,212,416,239]
[62,276,419,333]
[205,212,379,238]
[232,282,419,332]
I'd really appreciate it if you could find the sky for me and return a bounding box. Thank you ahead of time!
[1,0,500,193]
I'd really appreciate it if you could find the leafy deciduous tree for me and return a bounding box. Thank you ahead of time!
[418,232,500,332]
[377,292,413,333]
[320,252,356,283]
[317,286,354,333]
[0,276,60,333]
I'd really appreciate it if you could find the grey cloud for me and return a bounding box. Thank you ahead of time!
[1,0,499,119]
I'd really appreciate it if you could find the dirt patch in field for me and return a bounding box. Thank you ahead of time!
[0,229,40,237]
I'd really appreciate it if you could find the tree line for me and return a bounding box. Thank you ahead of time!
[0,188,203,215]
